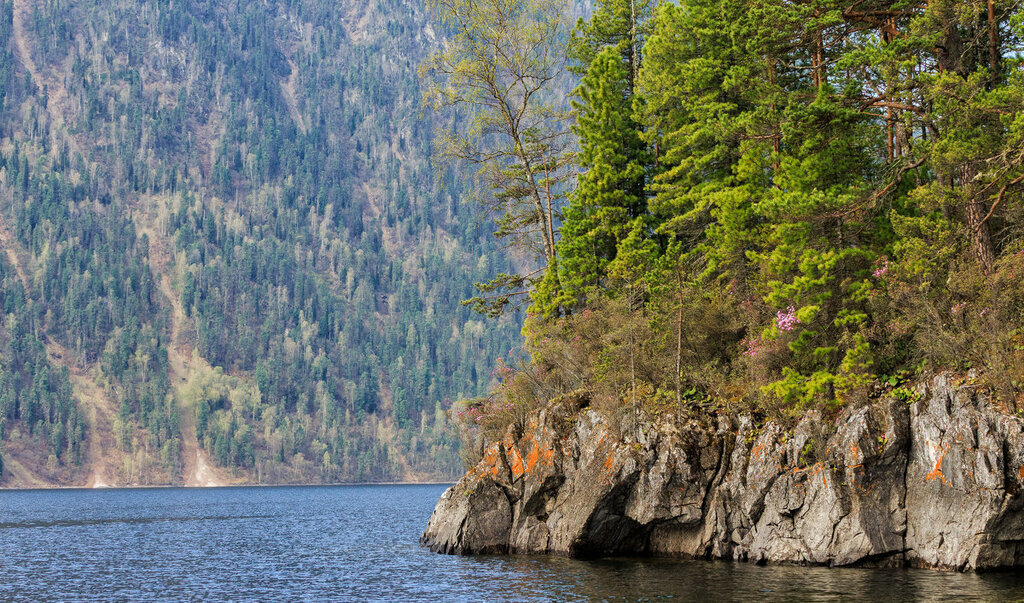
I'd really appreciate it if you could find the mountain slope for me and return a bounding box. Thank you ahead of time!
[0,0,520,486]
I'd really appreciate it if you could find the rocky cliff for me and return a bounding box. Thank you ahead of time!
[422,375,1024,570]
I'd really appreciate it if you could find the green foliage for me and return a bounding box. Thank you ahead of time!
[891,386,922,405]
[0,0,521,482]
[469,0,1024,424]
[567,0,652,78]
[799,440,817,467]
[548,45,650,314]
[422,0,574,316]
[0,255,84,467]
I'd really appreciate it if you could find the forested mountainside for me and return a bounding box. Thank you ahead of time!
[0,0,523,486]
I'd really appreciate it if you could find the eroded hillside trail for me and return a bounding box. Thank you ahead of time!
[11,0,82,159]
[139,224,228,487]
[281,58,307,136]
[0,214,118,487]
[0,212,29,288]
[55,341,118,489]
[72,371,116,488]
[162,273,228,488]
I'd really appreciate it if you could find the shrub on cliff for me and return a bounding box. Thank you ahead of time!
[453,357,549,465]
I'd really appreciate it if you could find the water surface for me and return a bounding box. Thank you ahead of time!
[1,484,1022,601]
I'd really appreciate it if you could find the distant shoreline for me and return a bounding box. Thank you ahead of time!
[0,481,456,491]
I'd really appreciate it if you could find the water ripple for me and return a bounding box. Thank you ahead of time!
[0,485,1022,601]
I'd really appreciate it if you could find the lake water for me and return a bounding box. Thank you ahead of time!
[1,484,1023,601]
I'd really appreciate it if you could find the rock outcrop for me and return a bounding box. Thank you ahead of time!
[422,375,1024,570]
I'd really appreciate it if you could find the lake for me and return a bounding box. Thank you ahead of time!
[1,484,1023,601]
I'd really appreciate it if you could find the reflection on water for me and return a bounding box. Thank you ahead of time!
[0,485,1022,601]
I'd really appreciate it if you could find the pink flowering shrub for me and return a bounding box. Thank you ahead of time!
[741,336,764,357]
[872,257,890,279]
[455,397,516,428]
[775,306,800,332]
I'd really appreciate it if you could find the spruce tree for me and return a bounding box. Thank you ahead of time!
[547,46,648,312]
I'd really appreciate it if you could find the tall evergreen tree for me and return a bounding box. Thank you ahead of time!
[545,46,649,313]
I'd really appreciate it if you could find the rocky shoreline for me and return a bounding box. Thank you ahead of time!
[421,375,1024,571]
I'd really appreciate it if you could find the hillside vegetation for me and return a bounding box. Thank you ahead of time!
[0,0,521,486]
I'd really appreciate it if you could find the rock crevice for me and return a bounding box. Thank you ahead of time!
[422,376,1024,570]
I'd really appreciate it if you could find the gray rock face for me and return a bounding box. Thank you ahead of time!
[421,376,1024,571]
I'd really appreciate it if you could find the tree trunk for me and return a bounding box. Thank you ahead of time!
[768,60,780,174]
[630,292,637,407]
[989,0,1000,79]
[543,162,557,268]
[628,0,638,93]
[515,143,555,265]
[675,277,684,407]
[961,165,996,275]
[937,16,965,76]
[813,17,825,88]
[967,198,996,275]
[886,105,895,162]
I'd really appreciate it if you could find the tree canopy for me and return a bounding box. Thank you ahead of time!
[447,0,1024,438]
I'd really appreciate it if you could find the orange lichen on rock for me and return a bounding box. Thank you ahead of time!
[501,434,527,479]
[1018,465,1024,481]
[926,443,948,485]
[525,443,539,474]
[509,448,525,479]
[515,432,556,477]
[482,444,502,478]
[807,462,828,485]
